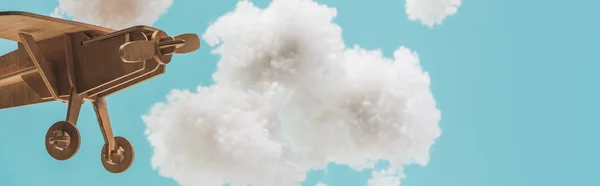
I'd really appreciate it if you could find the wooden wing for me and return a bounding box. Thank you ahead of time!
[0,81,53,110]
[0,11,114,42]
[0,47,55,110]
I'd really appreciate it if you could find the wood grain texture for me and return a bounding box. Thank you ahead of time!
[21,72,52,99]
[66,87,83,125]
[74,32,145,94]
[0,11,112,42]
[0,67,36,87]
[0,44,34,78]
[0,34,74,107]
[0,81,52,110]
[36,35,71,97]
[87,31,154,97]
[64,34,76,86]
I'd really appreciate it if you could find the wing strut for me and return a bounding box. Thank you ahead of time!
[18,33,59,100]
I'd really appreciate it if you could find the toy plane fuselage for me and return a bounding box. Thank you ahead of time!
[0,11,200,174]
[0,14,176,107]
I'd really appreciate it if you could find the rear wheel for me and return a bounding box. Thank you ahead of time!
[45,121,80,160]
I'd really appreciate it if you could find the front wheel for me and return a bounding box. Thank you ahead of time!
[100,136,134,173]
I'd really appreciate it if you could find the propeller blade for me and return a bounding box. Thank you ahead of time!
[158,39,186,55]
[119,41,156,63]
[172,33,200,54]
[158,39,186,49]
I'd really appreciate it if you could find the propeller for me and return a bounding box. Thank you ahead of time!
[119,32,200,63]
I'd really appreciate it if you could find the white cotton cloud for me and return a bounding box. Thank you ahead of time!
[143,0,441,186]
[368,168,404,186]
[406,0,462,27]
[316,182,328,186]
[51,0,173,29]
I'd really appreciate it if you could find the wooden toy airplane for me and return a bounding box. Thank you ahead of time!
[0,11,200,173]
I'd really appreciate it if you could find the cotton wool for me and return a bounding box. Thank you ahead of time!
[143,0,442,186]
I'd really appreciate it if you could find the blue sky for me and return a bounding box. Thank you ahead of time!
[0,0,599,186]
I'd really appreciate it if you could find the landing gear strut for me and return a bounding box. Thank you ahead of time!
[45,87,83,160]
[93,97,134,173]
[44,88,134,173]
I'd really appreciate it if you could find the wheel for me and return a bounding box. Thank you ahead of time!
[101,136,134,173]
[45,121,81,160]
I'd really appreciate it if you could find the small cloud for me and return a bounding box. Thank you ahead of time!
[405,0,462,28]
[368,168,405,186]
[316,182,328,186]
[51,0,173,29]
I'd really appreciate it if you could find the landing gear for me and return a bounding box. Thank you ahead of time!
[45,121,80,160]
[93,97,134,173]
[46,87,83,161]
[44,88,135,173]
[101,136,134,173]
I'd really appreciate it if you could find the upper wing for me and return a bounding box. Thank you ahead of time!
[0,11,114,42]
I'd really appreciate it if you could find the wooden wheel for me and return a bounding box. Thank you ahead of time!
[101,136,134,173]
[45,121,80,160]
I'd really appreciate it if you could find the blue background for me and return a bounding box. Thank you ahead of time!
[0,0,598,186]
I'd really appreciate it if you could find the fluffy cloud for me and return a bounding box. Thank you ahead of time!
[143,0,441,186]
[406,0,462,27]
[51,0,173,29]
